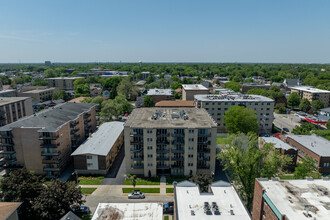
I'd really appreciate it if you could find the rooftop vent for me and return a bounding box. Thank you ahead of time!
[230,210,235,215]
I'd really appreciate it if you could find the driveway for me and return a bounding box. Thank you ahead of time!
[101,146,126,185]
[214,159,229,183]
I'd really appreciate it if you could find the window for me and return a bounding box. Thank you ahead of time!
[147,146,153,150]
[224,108,228,111]
[217,113,221,115]
[206,108,209,110]
[189,138,194,142]
[212,108,214,110]
[189,129,194,134]
[148,154,153,158]
[206,103,209,105]
[147,130,152,134]
[218,108,221,111]
[188,154,193,158]
[188,146,194,150]
[86,156,92,159]
[267,108,270,110]
[147,138,152,142]
[148,163,153,167]
[188,163,193,167]
[267,103,270,105]
[255,103,258,105]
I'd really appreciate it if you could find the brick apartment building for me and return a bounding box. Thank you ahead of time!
[285,134,330,173]
[182,84,209,101]
[290,86,330,107]
[146,89,173,104]
[19,87,59,102]
[252,178,330,220]
[0,97,34,126]
[0,102,97,178]
[46,77,83,91]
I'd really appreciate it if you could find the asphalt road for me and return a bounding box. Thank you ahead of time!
[273,113,301,133]
[102,146,126,185]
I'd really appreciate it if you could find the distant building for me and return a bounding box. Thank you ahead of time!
[259,137,297,172]
[241,83,271,93]
[46,77,83,91]
[218,80,230,87]
[0,89,17,97]
[285,134,330,173]
[60,211,81,220]
[75,73,97,78]
[140,71,151,80]
[174,180,251,220]
[164,74,172,80]
[72,122,124,175]
[45,61,51,66]
[19,86,48,93]
[182,84,209,101]
[0,102,97,178]
[92,203,163,220]
[195,94,275,133]
[155,100,195,108]
[0,202,22,220]
[290,86,330,107]
[283,78,300,88]
[147,89,173,104]
[136,80,147,88]
[0,97,33,126]
[124,108,217,177]
[19,88,58,102]
[252,178,330,220]
[320,107,330,116]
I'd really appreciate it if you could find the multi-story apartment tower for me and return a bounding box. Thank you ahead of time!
[0,97,33,126]
[124,108,217,177]
[290,86,330,107]
[0,102,97,178]
[46,77,83,91]
[195,94,275,133]
[19,87,59,102]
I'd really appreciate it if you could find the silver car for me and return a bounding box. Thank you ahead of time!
[128,191,145,199]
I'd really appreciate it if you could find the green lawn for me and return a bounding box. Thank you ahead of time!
[216,136,231,145]
[81,187,97,195]
[164,216,169,220]
[81,215,92,220]
[78,176,104,185]
[166,176,188,185]
[166,188,174,193]
[122,188,160,193]
[124,177,160,185]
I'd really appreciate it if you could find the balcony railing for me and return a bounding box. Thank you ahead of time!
[44,166,61,171]
[0,156,16,162]
[156,140,169,145]
[130,140,143,145]
[40,143,60,148]
[156,156,169,161]
[0,150,15,155]
[130,148,143,152]
[39,135,59,140]
[45,174,57,179]
[197,148,211,153]
[197,140,210,145]
[41,150,61,156]
[0,143,13,147]
[172,133,185,137]
[130,133,143,137]
[0,134,13,139]
[171,148,184,153]
[157,164,170,169]
[84,118,91,123]
[70,128,79,134]
[198,156,210,161]
[197,164,210,169]
[84,113,91,118]
[131,156,143,161]
[131,164,144,169]
[198,133,211,137]
[172,140,185,145]
[3,164,22,169]
[156,148,169,153]
[42,158,61,164]
[171,156,184,161]
[70,121,79,127]
[71,134,81,141]
[156,133,169,137]
[171,164,184,168]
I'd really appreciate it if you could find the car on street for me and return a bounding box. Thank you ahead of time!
[72,206,91,215]
[128,191,145,199]
[283,128,290,132]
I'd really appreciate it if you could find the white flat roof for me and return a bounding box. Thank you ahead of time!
[258,178,330,220]
[261,137,293,150]
[175,181,251,220]
[182,84,209,91]
[194,94,274,102]
[91,203,163,220]
[290,86,330,94]
[287,134,330,157]
[147,88,173,96]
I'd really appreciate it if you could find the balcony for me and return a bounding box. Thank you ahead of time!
[0,134,13,139]
[197,164,210,169]
[44,167,61,172]
[171,164,184,168]
[0,143,13,147]
[171,148,184,153]
[198,133,211,137]
[130,133,143,137]
[130,148,143,152]
[156,156,169,161]
[172,140,185,145]
[172,133,185,137]
[171,156,184,161]
[131,164,144,169]
[197,148,211,153]
[0,150,15,155]
[197,140,210,145]
[131,156,143,161]
[156,133,169,137]
[156,140,169,145]
[84,125,92,130]
[130,140,143,145]
[71,134,81,141]
[39,135,59,140]
[84,118,91,123]
[70,128,79,134]
[41,150,61,156]
[0,156,16,163]
[40,143,60,148]
[198,156,210,161]
[157,164,170,169]
[4,164,22,169]
[70,121,79,127]
[84,113,91,118]
[156,148,169,153]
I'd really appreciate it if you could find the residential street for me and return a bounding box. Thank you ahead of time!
[273,113,301,133]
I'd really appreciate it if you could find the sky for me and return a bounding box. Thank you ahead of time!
[0,0,330,63]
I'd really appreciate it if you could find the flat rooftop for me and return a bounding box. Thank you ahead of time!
[194,94,274,102]
[72,122,124,156]
[147,88,173,96]
[155,100,195,107]
[182,84,209,91]
[20,88,55,94]
[290,86,330,94]
[242,83,271,86]
[0,89,16,94]
[0,102,96,132]
[258,178,330,220]
[91,203,163,220]
[175,181,251,220]
[47,77,83,80]
[260,137,293,150]
[0,97,31,106]
[287,134,330,156]
[125,108,217,128]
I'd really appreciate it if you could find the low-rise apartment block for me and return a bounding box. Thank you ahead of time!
[46,77,83,91]
[195,94,275,133]
[252,178,330,220]
[147,88,173,104]
[182,84,209,101]
[0,97,33,126]
[19,87,58,102]
[0,89,17,97]
[174,180,251,220]
[241,83,271,93]
[290,86,330,107]
[72,122,124,175]
[155,100,195,108]
[0,102,97,178]
[124,108,217,177]
[285,134,330,173]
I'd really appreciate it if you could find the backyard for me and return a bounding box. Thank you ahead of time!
[78,176,104,185]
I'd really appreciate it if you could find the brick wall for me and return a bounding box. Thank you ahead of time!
[252,179,264,220]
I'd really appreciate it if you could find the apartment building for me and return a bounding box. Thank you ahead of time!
[0,202,22,220]
[0,102,97,178]
[252,178,330,220]
[46,77,83,91]
[241,83,271,93]
[155,100,195,108]
[194,94,275,133]
[0,89,17,97]
[0,97,33,126]
[147,89,173,104]
[174,180,251,220]
[19,87,58,102]
[72,122,124,175]
[290,86,330,107]
[285,134,330,173]
[124,108,217,177]
[182,84,209,101]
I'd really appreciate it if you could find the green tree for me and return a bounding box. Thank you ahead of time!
[143,96,154,107]
[327,121,330,129]
[224,106,258,134]
[219,134,290,210]
[189,174,213,192]
[224,82,242,92]
[32,78,49,86]
[73,78,87,87]
[287,93,301,108]
[292,123,316,135]
[81,97,92,103]
[293,156,321,179]
[52,90,69,101]
[91,96,104,111]
[311,100,324,110]
[101,95,133,120]
[173,91,181,99]
[170,82,182,90]
[132,175,137,191]
[74,84,90,97]
[44,69,57,78]
[117,78,139,100]
[275,103,287,114]
[299,98,311,112]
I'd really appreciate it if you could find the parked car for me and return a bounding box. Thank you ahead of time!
[72,206,91,215]
[283,128,290,132]
[163,202,174,214]
[128,191,145,199]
